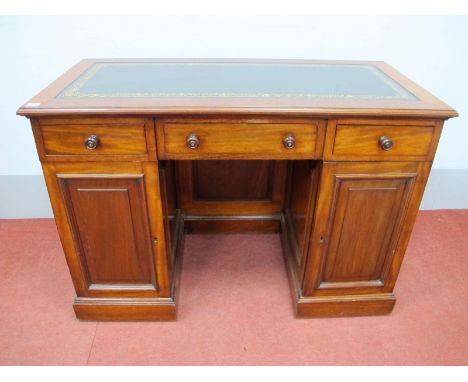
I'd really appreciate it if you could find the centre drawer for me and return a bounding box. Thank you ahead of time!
[156,118,324,159]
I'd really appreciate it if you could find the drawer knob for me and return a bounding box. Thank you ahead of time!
[186,133,200,149]
[379,136,393,151]
[283,134,296,149]
[84,134,99,150]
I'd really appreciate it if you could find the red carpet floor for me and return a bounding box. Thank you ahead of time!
[0,210,467,365]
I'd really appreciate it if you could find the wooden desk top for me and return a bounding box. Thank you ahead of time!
[17,59,457,119]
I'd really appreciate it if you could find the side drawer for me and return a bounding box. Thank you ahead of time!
[32,118,156,161]
[156,117,325,160]
[324,119,442,161]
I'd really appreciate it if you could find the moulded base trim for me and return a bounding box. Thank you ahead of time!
[73,297,176,321]
[295,293,396,318]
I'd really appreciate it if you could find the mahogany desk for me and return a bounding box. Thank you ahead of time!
[17,59,458,320]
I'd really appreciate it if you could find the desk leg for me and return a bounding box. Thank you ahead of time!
[283,161,431,317]
[42,161,178,320]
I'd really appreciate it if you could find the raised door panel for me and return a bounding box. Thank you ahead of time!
[60,176,155,286]
[53,169,163,297]
[302,162,425,296]
[321,177,409,286]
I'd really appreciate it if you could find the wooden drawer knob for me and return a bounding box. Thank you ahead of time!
[283,134,296,149]
[379,136,393,151]
[84,134,99,150]
[186,133,200,149]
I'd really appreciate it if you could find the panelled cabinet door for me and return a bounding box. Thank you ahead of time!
[302,161,429,297]
[60,176,156,287]
[43,162,167,298]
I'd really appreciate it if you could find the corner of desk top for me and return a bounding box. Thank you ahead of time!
[16,106,31,118]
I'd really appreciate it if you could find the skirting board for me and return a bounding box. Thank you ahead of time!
[0,169,467,218]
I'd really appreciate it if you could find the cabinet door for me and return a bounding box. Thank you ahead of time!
[43,162,169,298]
[302,161,430,296]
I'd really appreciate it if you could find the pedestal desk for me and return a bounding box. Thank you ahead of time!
[17,59,457,320]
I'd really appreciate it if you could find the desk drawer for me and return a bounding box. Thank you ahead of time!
[156,118,324,159]
[34,118,154,161]
[325,119,441,161]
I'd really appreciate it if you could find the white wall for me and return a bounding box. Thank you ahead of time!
[0,16,467,216]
